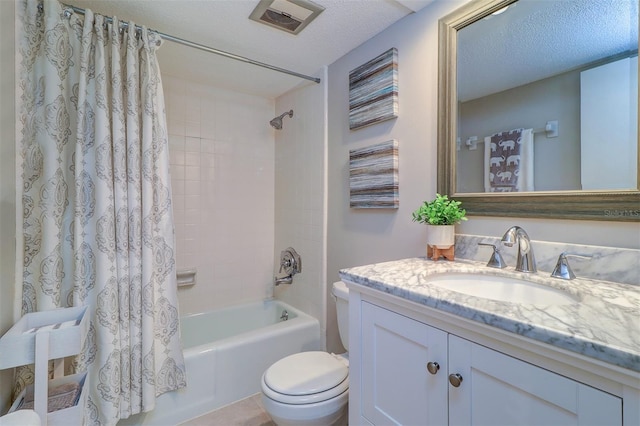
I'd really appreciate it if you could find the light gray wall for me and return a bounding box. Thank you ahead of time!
[326,0,470,352]
[458,70,582,192]
[0,0,16,414]
[326,0,639,352]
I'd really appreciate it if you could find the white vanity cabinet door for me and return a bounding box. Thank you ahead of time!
[448,335,622,426]
[361,302,448,426]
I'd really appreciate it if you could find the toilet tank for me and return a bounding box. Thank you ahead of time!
[332,281,349,350]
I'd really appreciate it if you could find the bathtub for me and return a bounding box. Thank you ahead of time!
[118,299,321,425]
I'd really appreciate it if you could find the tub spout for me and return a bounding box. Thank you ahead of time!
[274,275,293,286]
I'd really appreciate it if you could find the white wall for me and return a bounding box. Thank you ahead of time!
[163,75,276,315]
[326,0,639,352]
[273,69,328,348]
[581,56,638,190]
[0,0,16,414]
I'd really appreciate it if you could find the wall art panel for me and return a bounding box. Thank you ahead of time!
[349,140,399,209]
[349,47,399,130]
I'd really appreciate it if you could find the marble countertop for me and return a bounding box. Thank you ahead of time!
[339,257,640,372]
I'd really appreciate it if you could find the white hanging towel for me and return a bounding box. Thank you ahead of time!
[484,128,534,192]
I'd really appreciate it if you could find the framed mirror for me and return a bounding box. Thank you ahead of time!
[438,0,639,221]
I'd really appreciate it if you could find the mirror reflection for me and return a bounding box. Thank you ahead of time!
[455,0,638,194]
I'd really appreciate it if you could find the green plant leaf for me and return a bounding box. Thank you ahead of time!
[411,193,467,225]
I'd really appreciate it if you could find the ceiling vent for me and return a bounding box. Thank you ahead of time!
[249,0,324,35]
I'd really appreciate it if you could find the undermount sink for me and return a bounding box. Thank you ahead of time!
[427,273,579,306]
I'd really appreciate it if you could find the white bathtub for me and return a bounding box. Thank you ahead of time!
[118,299,321,425]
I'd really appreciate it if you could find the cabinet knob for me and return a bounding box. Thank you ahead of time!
[426,362,440,375]
[448,373,463,387]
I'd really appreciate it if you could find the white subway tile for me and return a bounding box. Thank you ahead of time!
[185,195,201,210]
[172,193,185,209]
[185,121,201,138]
[170,150,185,166]
[184,224,199,240]
[168,118,185,136]
[168,134,185,149]
[185,208,200,225]
[202,153,216,170]
[201,139,216,154]
[185,152,201,166]
[185,166,200,181]
[185,180,201,196]
[185,137,201,153]
[171,165,185,180]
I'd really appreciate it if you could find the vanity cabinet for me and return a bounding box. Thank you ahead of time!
[357,300,623,426]
[361,301,448,425]
[448,335,621,425]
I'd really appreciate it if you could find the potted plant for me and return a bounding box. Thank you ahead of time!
[412,193,467,254]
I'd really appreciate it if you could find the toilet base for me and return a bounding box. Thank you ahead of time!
[261,391,348,426]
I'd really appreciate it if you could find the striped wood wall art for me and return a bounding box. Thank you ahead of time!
[349,140,399,209]
[349,47,399,130]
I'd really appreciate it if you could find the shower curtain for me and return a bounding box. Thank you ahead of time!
[17,0,186,424]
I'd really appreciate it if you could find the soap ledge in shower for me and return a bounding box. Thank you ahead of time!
[177,269,197,287]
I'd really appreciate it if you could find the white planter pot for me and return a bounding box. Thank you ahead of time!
[425,225,455,249]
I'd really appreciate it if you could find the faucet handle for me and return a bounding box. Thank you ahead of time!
[551,252,591,280]
[279,247,302,276]
[478,243,507,269]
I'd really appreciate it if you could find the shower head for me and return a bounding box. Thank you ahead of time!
[270,109,294,129]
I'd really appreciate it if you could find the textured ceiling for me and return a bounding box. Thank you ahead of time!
[458,0,639,102]
[68,0,435,98]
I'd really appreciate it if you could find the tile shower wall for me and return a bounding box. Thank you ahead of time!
[273,69,327,348]
[163,75,276,315]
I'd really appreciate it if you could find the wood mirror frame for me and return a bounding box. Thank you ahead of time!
[437,0,640,222]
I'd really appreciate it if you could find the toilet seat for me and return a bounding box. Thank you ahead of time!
[262,351,349,405]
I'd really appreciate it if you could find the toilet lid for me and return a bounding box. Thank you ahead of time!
[262,351,348,404]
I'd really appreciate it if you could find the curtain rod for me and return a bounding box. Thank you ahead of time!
[60,3,321,84]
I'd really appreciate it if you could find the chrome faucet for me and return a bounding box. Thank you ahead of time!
[274,276,293,286]
[478,242,506,269]
[274,247,302,286]
[501,226,536,273]
[551,252,592,280]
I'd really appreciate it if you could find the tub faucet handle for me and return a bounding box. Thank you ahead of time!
[279,259,291,273]
[279,247,301,275]
[275,247,302,286]
[478,243,506,269]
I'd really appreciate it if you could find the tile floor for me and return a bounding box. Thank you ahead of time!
[179,394,275,426]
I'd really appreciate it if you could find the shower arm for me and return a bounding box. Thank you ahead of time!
[277,110,293,120]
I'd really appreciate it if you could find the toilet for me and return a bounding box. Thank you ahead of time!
[261,281,350,426]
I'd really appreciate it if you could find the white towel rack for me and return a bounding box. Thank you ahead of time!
[533,120,559,137]
[463,120,558,150]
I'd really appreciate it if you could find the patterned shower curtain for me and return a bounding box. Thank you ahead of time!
[18,0,186,424]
